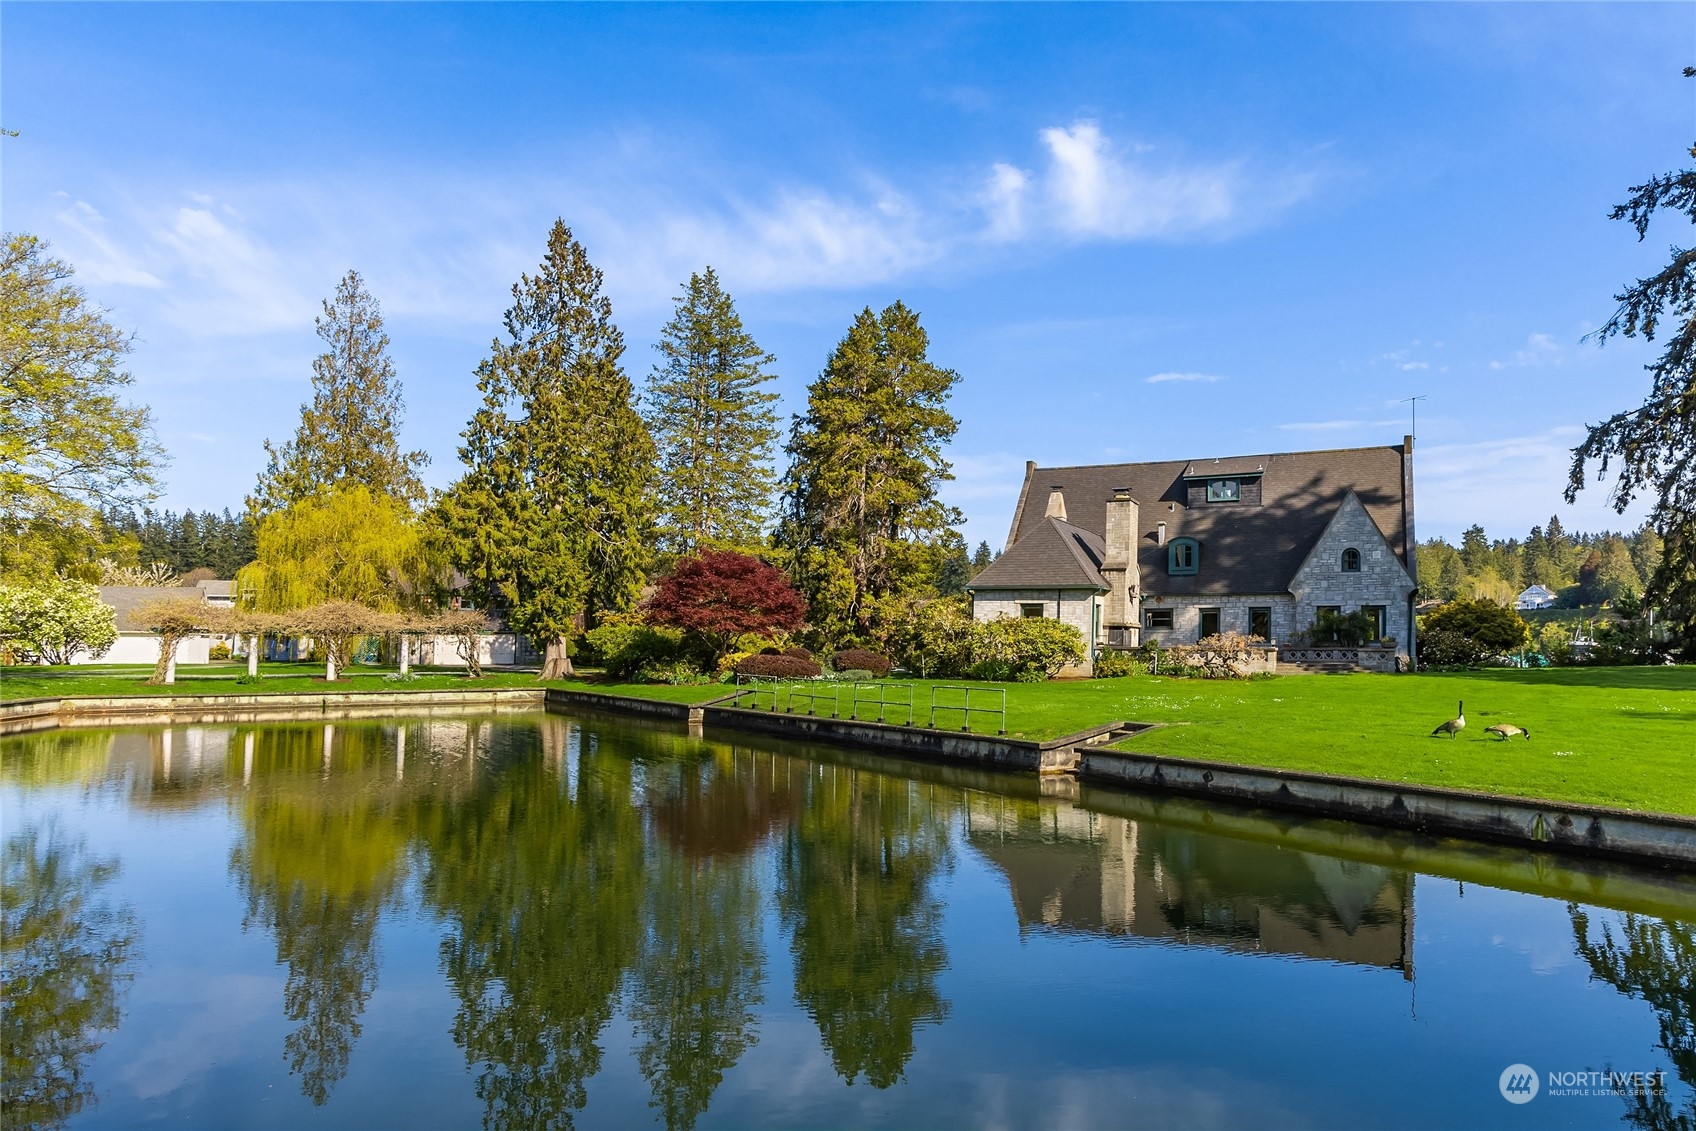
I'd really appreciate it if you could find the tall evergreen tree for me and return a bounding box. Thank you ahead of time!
[777,302,962,643]
[249,270,428,517]
[645,268,780,555]
[435,222,654,679]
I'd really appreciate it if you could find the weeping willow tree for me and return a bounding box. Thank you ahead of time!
[235,486,437,613]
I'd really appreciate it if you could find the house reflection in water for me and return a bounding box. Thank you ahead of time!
[965,797,1414,978]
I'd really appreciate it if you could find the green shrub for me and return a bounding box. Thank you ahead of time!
[1092,649,1141,678]
[1422,598,1529,653]
[837,669,877,681]
[1419,628,1489,668]
[580,622,689,680]
[980,615,1086,680]
[208,641,232,661]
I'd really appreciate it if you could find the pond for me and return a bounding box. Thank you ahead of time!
[2,709,1691,1130]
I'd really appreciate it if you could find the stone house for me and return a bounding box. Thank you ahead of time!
[966,440,1418,674]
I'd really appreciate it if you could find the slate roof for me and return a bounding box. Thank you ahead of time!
[99,586,205,631]
[966,517,1108,591]
[991,442,1413,597]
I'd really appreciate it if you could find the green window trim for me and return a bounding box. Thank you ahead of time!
[1206,478,1240,502]
[1168,537,1200,575]
[1341,547,1362,572]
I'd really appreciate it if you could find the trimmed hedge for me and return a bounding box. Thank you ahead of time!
[830,648,893,677]
[733,653,823,678]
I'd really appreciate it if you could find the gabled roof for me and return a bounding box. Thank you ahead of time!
[968,517,1108,592]
[1003,442,1413,597]
[99,586,205,631]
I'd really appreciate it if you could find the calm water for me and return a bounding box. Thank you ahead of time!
[2,709,1691,1131]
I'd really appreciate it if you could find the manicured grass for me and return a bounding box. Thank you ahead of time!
[717,668,1696,815]
[0,664,736,704]
[8,662,1693,815]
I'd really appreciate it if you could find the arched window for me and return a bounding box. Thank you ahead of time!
[1341,547,1361,572]
[1168,537,1200,575]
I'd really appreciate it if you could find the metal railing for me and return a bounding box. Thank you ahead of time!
[731,676,924,728]
[927,685,1007,735]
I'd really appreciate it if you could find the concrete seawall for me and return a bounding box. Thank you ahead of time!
[1,688,547,735]
[1079,748,1696,871]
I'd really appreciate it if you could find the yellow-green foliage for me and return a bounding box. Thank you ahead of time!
[237,486,435,612]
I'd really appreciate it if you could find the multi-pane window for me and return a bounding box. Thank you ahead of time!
[1019,603,1045,619]
[1207,479,1240,502]
[1364,605,1387,641]
[1341,547,1362,572]
[1168,538,1199,575]
[1249,606,1271,639]
[1145,608,1174,630]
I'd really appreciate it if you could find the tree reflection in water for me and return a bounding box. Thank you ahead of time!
[630,746,773,1130]
[778,767,952,1088]
[230,724,412,1106]
[1571,906,1696,1131]
[423,723,647,1131]
[1,825,138,1131]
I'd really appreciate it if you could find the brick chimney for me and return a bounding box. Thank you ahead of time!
[1101,487,1140,647]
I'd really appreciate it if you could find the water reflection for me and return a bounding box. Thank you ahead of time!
[966,797,1413,975]
[1,825,138,1130]
[1571,908,1696,1130]
[2,711,1692,1129]
[778,769,952,1088]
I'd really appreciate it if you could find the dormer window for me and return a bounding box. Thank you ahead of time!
[1168,537,1200,575]
[1207,478,1240,502]
[1341,547,1361,572]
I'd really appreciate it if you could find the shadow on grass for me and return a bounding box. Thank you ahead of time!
[1424,667,1696,692]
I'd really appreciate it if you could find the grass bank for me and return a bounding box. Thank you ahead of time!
[716,667,1696,816]
[8,663,1692,815]
[0,664,733,705]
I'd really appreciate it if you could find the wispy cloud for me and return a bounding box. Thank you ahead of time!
[981,121,1317,246]
[1490,331,1565,370]
[1415,426,1648,537]
[1146,371,1222,384]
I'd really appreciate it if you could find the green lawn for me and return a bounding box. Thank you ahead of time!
[717,668,1696,815]
[0,664,736,704]
[7,662,1693,815]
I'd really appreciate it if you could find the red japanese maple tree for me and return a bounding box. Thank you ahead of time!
[646,550,808,658]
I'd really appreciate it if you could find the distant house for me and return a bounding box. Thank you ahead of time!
[93,586,215,665]
[1515,584,1557,611]
[967,440,1418,675]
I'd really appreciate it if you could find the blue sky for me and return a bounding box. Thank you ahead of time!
[3,3,1689,545]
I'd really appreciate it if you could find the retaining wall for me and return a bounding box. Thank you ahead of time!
[1079,748,1696,871]
[2,688,547,735]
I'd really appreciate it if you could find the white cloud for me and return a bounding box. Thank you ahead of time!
[1415,426,1649,537]
[1490,331,1565,370]
[1146,371,1222,384]
[982,162,1030,242]
[52,200,164,288]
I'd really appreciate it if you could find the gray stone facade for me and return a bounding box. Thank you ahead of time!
[1288,492,1416,659]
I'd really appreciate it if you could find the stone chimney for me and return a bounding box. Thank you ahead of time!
[1044,486,1068,522]
[1101,488,1141,647]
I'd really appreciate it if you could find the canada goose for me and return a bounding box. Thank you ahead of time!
[1431,701,1465,739]
[1484,724,1530,741]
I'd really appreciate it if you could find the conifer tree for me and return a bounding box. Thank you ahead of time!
[645,268,780,555]
[249,270,427,517]
[777,302,962,643]
[434,222,654,679]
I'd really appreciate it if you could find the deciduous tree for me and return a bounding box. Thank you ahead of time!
[435,221,654,679]
[249,270,427,517]
[646,550,807,660]
[646,268,781,555]
[0,577,117,664]
[776,303,963,644]
[236,486,435,614]
[1,234,165,581]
